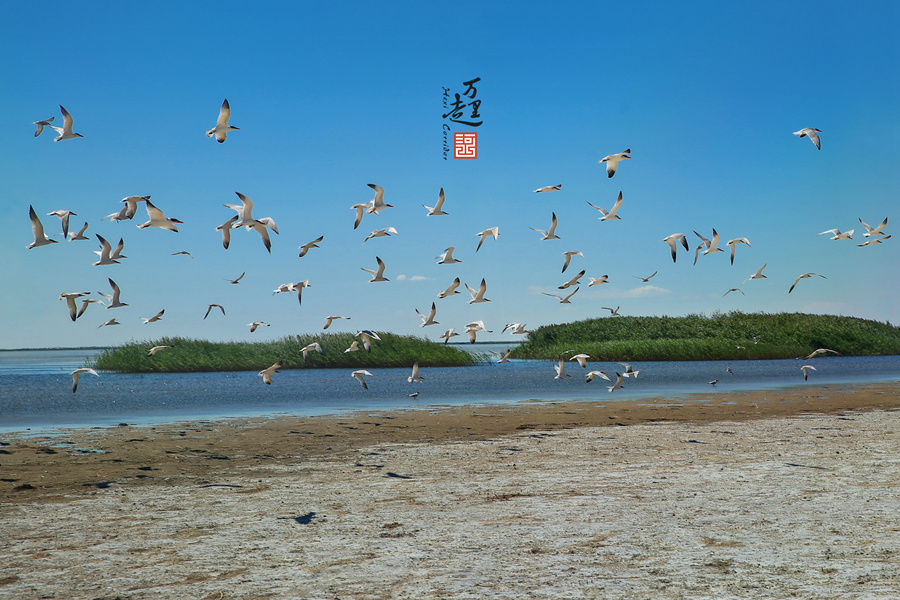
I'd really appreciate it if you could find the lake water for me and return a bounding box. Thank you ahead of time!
[1,347,899,433]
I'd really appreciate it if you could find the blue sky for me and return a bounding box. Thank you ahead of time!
[2,1,897,350]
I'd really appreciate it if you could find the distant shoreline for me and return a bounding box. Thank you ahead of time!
[0,347,109,352]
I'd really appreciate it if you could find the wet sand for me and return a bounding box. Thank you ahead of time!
[1,382,899,598]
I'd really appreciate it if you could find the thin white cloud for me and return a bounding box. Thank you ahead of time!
[396,274,429,282]
[586,285,672,299]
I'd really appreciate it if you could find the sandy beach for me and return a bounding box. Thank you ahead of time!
[2,382,899,599]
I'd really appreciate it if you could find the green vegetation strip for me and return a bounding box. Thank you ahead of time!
[511,312,900,361]
[93,333,479,373]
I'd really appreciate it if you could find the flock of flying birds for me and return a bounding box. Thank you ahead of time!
[25,104,890,393]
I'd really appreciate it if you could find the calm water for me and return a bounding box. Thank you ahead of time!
[1,347,899,433]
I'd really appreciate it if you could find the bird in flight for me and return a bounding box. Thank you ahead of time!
[47,105,83,141]
[71,368,99,393]
[27,206,59,249]
[587,191,624,221]
[598,149,631,178]
[533,184,562,193]
[475,227,499,252]
[793,127,821,150]
[204,304,226,319]
[207,99,239,143]
[361,256,389,282]
[258,361,283,385]
[530,212,560,240]
[662,233,689,263]
[423,188,449,216]
[788,272,826,293]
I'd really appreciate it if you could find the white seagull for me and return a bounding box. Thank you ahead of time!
[553,358,571,379]
[465,279,491,303]
[204,304,226,319]
[818,228,854,240]
[793,128,822,150]
[120,195,149,220]
[408,362,424,383]
[588,275,609,286]
[207,99,239,143]
[788,272,826,293]
[352,369,374,389]
[586,370,611,383]
[858,235,892,247]
[248,220,273,253]
[47,105,83,141]
[76,297,105,319]
[33,116,54,137]
[364,226,398,242]
[726,237,752,265]
[561,250,583,273]
[439,328,460,344]
[502,322,530,335]
[423,188,449,216]
[323,315,350,329]
[533,184,562,193]
[97,317,120,328]
[59,292,91,321]
[226,272,245,284]
[723,288,745,296]
[68,222,90,241]
[71,368,99,393]
[137,200,182,232]
[344,340,361,353]
[437,246,462,264]
[800,365,817,381]
[530,212,560,240]
[361,256,389,282]
[859,217,888,237]
[258,361,283,385]
[662,233,689,263]
[475,227,499,252]
[542,287,579,304]
[694,229,724,262]
[748,264,768,281]
[618,362,639,377]
[559,270,585,289]
[569,353,591,368]
[100,278,128,309]
[148,345,173,357]
[416,302,439,327]
[351,203,369,230]
[27,205,59,249]
[110,238,127,260]
[216,215,238,249]
[298,235,324,257]
[489,349,512,363]
[92,234,120,266]
[47,210,76,238]
[437,277,462,299]
[301,342,324,361]
[141,309,165,324]
[603,306,622,317]
[633,271,657,283]
[598,149,631,178]
[366,184,393,215]
[805,348,839,359]
[225,192,258,228]
[248,321,270,332]
[608,373,625,392]
[587,191,624,221]
[356,330,381,352]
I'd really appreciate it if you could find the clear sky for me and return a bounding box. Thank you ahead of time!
[1,1,897,350]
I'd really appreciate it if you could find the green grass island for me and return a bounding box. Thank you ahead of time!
[92,312,900,373]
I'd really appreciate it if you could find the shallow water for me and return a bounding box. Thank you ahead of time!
[1,348,898,432]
